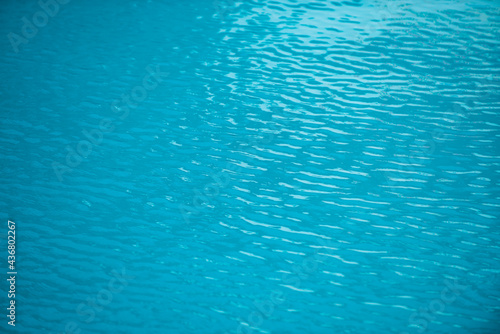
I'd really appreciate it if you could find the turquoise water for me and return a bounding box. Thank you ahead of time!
[1,0,500,333]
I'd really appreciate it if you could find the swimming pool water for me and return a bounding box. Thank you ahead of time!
[1,0,499,333]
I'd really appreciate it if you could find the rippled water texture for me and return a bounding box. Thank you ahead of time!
[1,0,500,333]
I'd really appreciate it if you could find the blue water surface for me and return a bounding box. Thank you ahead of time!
[1,0,500,333]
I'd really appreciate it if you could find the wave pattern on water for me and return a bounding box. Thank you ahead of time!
[0,0,499,333]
